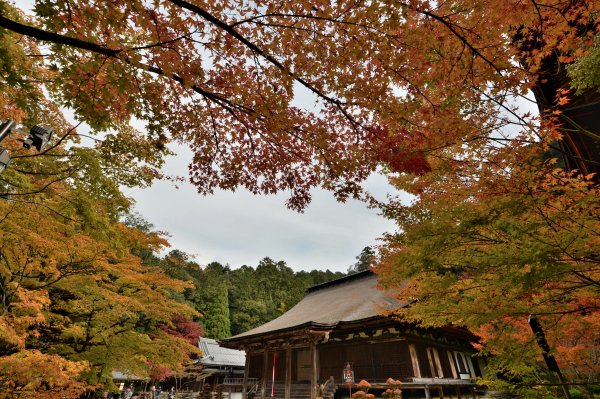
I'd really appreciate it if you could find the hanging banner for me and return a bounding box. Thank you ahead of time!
[271,352,277,397]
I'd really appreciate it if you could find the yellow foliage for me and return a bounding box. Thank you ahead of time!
[0,350,92,399]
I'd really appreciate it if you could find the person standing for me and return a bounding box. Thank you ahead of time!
[124,385,134,399]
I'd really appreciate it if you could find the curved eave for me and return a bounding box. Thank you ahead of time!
[221,321,337,348]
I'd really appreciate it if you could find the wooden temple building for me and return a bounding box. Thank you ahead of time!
[222,271,486,399]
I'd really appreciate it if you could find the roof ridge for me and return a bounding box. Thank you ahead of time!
[305,269,374,293]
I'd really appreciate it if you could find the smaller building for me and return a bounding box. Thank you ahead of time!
[109,371,148,397]
[195,337,246,396]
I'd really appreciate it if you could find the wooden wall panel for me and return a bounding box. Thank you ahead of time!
[371,341,413,380]
[415,344,432,378]
[347,345,374,380]
[438,348,454,378]
[319,345,345,382]
[249,353,264,379]
[319,340,414,383]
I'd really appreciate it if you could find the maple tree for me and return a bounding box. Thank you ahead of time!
[377,156,599,396]
[0,146,204,397]
[0,121,203,397]
[0,12,203,399]
[0,0,591,208]
[0,152,203,398]
[0,0,599,396]
[568,33,600,93]
[0,193,203,398]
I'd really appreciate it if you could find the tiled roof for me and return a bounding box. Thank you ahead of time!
[224,271,403,341]
[198,337,246,367]
[111,371,145,380]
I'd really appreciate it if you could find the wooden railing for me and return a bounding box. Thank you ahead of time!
[320,376,335,399]
[321,377,334,392]
[223,377,258,386]
[247,379,261,398]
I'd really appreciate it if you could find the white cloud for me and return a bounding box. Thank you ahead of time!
[125,146,401,273]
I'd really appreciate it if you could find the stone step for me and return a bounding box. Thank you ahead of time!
[265,382,336,399]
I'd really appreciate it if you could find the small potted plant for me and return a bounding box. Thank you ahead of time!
[352,380,373,399]
[382,378,402,399]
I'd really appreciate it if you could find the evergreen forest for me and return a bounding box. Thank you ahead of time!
[146,247,347,339]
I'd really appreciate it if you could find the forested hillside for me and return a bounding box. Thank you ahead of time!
[142,246,346,339]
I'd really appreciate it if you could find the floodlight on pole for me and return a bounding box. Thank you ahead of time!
[0,120,16,143]
[0,120,16,172]
[23,125,54,152]
[0,119,54,174]
[0,148,10,173]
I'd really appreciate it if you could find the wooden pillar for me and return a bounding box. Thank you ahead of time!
[242,351,250,399]
[285,347,292,399]
[315,345,320,396]
[424,385,431,399]
[310,340,318,399]
[433,349,444,378]
[438,387,444,399]
[262,349,269,399]
[447,352,457,379]
[409,344,421,378]
[465,356,476,378]
[477,358,487,378]
[456,386,461,399]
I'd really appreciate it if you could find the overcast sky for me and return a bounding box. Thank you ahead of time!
[122,71,403,274]
[124,147,401,273]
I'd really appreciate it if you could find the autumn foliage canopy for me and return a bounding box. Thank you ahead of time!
[0,0,599,397]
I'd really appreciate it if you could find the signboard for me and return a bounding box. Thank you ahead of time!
[342,362,354,385]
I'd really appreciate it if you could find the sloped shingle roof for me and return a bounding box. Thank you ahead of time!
[225,271,403,342]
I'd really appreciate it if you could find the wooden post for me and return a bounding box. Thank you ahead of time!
[456,386,461,399]
[433,348,444,378]
[262,349,269,399]
[272,352,277,398]
[424,385,431,399]
[447,351,457,379]
[310,340,317,399]
[242,352,250,399]
[285,347,292,399]
[408,345,421,378]
[315,344,320,391]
